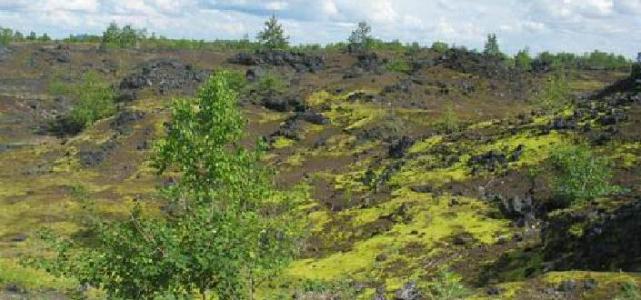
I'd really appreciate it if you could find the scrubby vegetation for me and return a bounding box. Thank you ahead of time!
[33,72,301,299]
[549,144,621,205]
[100,22,147,49]
[0,18,640,300]
[49,71,116,134]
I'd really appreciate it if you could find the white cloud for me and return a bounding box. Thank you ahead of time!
[0,0,638,56]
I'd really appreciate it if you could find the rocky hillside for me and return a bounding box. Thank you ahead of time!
[0,43,639,299]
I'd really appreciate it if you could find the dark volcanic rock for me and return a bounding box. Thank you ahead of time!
[469,150,508,173]
[495,194,536,227]
[118,59,210,100]
[270,118,305,141]
[0,45,11,61]
[229,50,324,72]
[78,141,118,167]
[355,52,385,72]
[542,200,641,271]
[394,282,422,300]
[269,111,329,142]
[388,136,415,158]
[382,79,413,95]
[297,111,329,125]
[245,68,265,82]
[437,48,512,79]
[110,110,146,135]
[261,95,305,112]
[549,116,577,130]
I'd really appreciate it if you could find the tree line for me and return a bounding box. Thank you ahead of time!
[0,18,632,71]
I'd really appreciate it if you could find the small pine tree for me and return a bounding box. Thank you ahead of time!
[348,21,372,53]
[257,14,289,50]
[483,33,501,57]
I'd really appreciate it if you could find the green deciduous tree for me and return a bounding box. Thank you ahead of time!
[431,41,449,53]
[348,21,372,53]
[514,47,533,71]
[35,71,301,299]
[0,27,13,46]
[101,22,146,48]
[257,15,289,50]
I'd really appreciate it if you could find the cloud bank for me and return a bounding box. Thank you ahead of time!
[0,0,639,56]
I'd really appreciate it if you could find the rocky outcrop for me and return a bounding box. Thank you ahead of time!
[229,50,324,72]
[118,59,210,100]
[542,199,641,271]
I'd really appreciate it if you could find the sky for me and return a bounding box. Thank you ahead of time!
[0,0,640,57]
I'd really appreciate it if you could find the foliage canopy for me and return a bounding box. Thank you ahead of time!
[35,71,301,299]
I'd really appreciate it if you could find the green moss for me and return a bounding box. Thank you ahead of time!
[286,189,511,285]
[272,136,296,149]
[408,135,443,154]
[569,222,585,237]
[285,152,305,167]
[0,258,76,291]
[476,131,567,167]
[609,142,641,168]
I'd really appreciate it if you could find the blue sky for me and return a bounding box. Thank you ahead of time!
[0,0,640,56]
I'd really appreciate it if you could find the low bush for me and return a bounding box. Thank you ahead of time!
[257,72,286,94]
[49,71,115,134]
[386,58,411,73]
[435,103,460,134]
[537,71,570,111]
[427,271,470,300]
[616,281,641,300]
[549,144,621,204]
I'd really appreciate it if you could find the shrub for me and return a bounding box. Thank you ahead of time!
[549,144,621,204]
[101,22,146,49]
[514,48,533,71]
[34,71,302,299]
[616,281,641,300]
[257,14,289,50]
[386,58,411,73]
[0,27,13,46]
[427,271,470,300]
[431,41,449,53]
[435,103,460,134]
[48,72,115,134]
[257,72,286,94]
[65,72,116,130]
[538,71,570,111]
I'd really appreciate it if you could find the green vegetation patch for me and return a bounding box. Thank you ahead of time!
[286,189,511,290]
